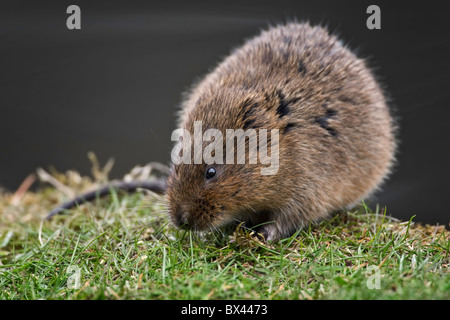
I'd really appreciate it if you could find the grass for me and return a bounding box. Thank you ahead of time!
[0,166,449,300]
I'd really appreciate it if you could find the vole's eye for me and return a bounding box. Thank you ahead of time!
[205,167,216,179]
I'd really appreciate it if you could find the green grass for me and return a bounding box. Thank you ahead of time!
[0,171,449,300]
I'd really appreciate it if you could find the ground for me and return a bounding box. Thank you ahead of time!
[0,163,448,300]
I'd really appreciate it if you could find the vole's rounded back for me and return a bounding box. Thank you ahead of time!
[167,22,396,240]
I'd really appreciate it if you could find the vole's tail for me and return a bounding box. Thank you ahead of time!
[45,179,166,220]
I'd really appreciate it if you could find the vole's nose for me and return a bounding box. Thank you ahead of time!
[172,205,188,228]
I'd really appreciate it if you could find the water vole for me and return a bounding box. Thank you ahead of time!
[166,22,396,240]
[47,22,397,241]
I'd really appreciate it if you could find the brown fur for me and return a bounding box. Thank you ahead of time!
[166,22,397,241]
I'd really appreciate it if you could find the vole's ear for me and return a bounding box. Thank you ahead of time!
[271,90,302,120]
[235,92,301,135]
[240,99,262,130]
[231,98,262,130]
[251,90,303,135]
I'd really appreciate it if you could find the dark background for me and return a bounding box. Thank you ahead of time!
[1,1,449,225]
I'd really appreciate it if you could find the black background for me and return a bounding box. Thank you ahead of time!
[1,1,449,225]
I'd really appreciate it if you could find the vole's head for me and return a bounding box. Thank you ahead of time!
[166,87,291,232]
[167,161,254,232]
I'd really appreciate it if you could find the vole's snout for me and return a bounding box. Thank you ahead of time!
[170,200,225,232]
[171,204,188,228]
